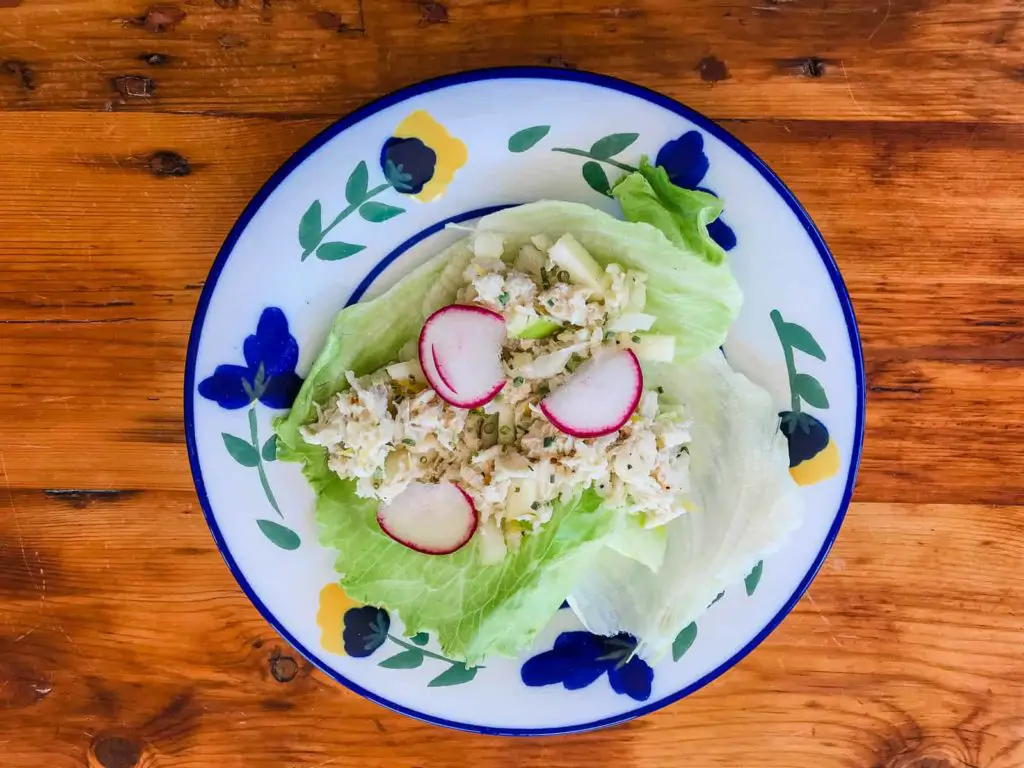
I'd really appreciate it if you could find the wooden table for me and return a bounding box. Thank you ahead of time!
[2,1,1022,765]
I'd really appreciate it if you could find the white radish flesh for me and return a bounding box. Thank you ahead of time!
[418,305,507,408]
[540,349,643,438]
[376,481,478,555]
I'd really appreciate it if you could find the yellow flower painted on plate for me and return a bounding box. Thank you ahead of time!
[317,583,358,655]
[380,110,468,203]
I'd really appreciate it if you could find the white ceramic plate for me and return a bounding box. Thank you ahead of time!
[185,68,865,735]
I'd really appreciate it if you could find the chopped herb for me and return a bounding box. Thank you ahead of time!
[393,395,404,404]
[540,266,550,289]
[402,438,415,446]
[513,376,524,386]
[679,445,690,455]
[604,331,615,341]
[627,464,633,470]
[372,480,381,489]
[538,384,550,396]
[550,474,556,483]
[514,486,521,493]
[546,299,554,307]
[543,436,555,448]
[557,269,570,283]
[419,456,428,464]
[615,339,621,346]
[632,334,642,343]
[656,386,664,394]
[566,353,582,373]
[498,291,510,306]
[499,425,512,436]
[530,501,541,511]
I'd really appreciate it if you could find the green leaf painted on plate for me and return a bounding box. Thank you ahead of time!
[257,519,301,550]
[261,434,278,462]
[745,560,764,596]
[379,649,424,669]
[709,590,725,607]
[508,125,551,153]
[793,373,830,409]
[581,161,612,196]
[346,161,369,205]
[672,622,698,661]
[780,321,826,361]
[222,433,259,467]
[317,242,366,261]
[428,663,478,687]
[359,201,405,223]
[589,132,639,160]
[298,200,322,255]
[409,632,429,646]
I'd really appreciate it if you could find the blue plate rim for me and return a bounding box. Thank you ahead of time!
[183,65,866,737]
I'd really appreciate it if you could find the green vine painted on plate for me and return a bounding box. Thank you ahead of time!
[771,309,829,417]
[379,630,480,687]
[222,406,300,551]
[552,133,640,196]
[298,160,405,262]
[508,125,551,153]
[672,622,698,661]
[744,560,764,596]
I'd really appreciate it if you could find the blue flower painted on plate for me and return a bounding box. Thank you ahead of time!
[198,307,303,410]
[343,606,391,658]
[656,131,737,251]
[521,631,653,702]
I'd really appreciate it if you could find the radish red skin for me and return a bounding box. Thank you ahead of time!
[376,482,479,555]
[418,304,507,409]
[540,349,643,438]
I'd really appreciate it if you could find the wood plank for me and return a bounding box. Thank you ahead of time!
[1,0,1023,121]
[2,113,1022,502]
[1,493,1021,766]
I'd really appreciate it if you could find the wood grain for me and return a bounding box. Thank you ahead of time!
[1,0,1023,765]
[1,0,1023,121]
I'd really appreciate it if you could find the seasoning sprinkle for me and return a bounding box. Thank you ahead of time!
[543,436,555,448]
[402,438,415,446]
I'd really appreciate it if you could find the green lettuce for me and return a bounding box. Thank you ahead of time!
[277,178,748,663]
[567,352,804,661]
[475,200,741,361]
[613,156,728,266]
[315,476,616,664]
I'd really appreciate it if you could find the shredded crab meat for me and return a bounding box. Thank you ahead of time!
[301,236,695,558]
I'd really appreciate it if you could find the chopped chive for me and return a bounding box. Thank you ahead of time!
[557,269,570,283]
[540,266,550,289]
[419,456,428,464]
[513,376,525,386]
[550,474,556,482]
[530,501,541,511]
[632,334,641,343]
[498,291,510,306]
[402,438,415,446]
[515,486,521,493]
[627,464,633,470]
[543,436,555,448]
[546,299,554,307]
[656,386,664,394]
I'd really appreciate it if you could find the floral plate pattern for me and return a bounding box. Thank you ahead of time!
[185,68,864,735]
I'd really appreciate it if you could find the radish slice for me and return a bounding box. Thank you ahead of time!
[540,349,643,438]
[418,304,507,408]
[377,481,478,555]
